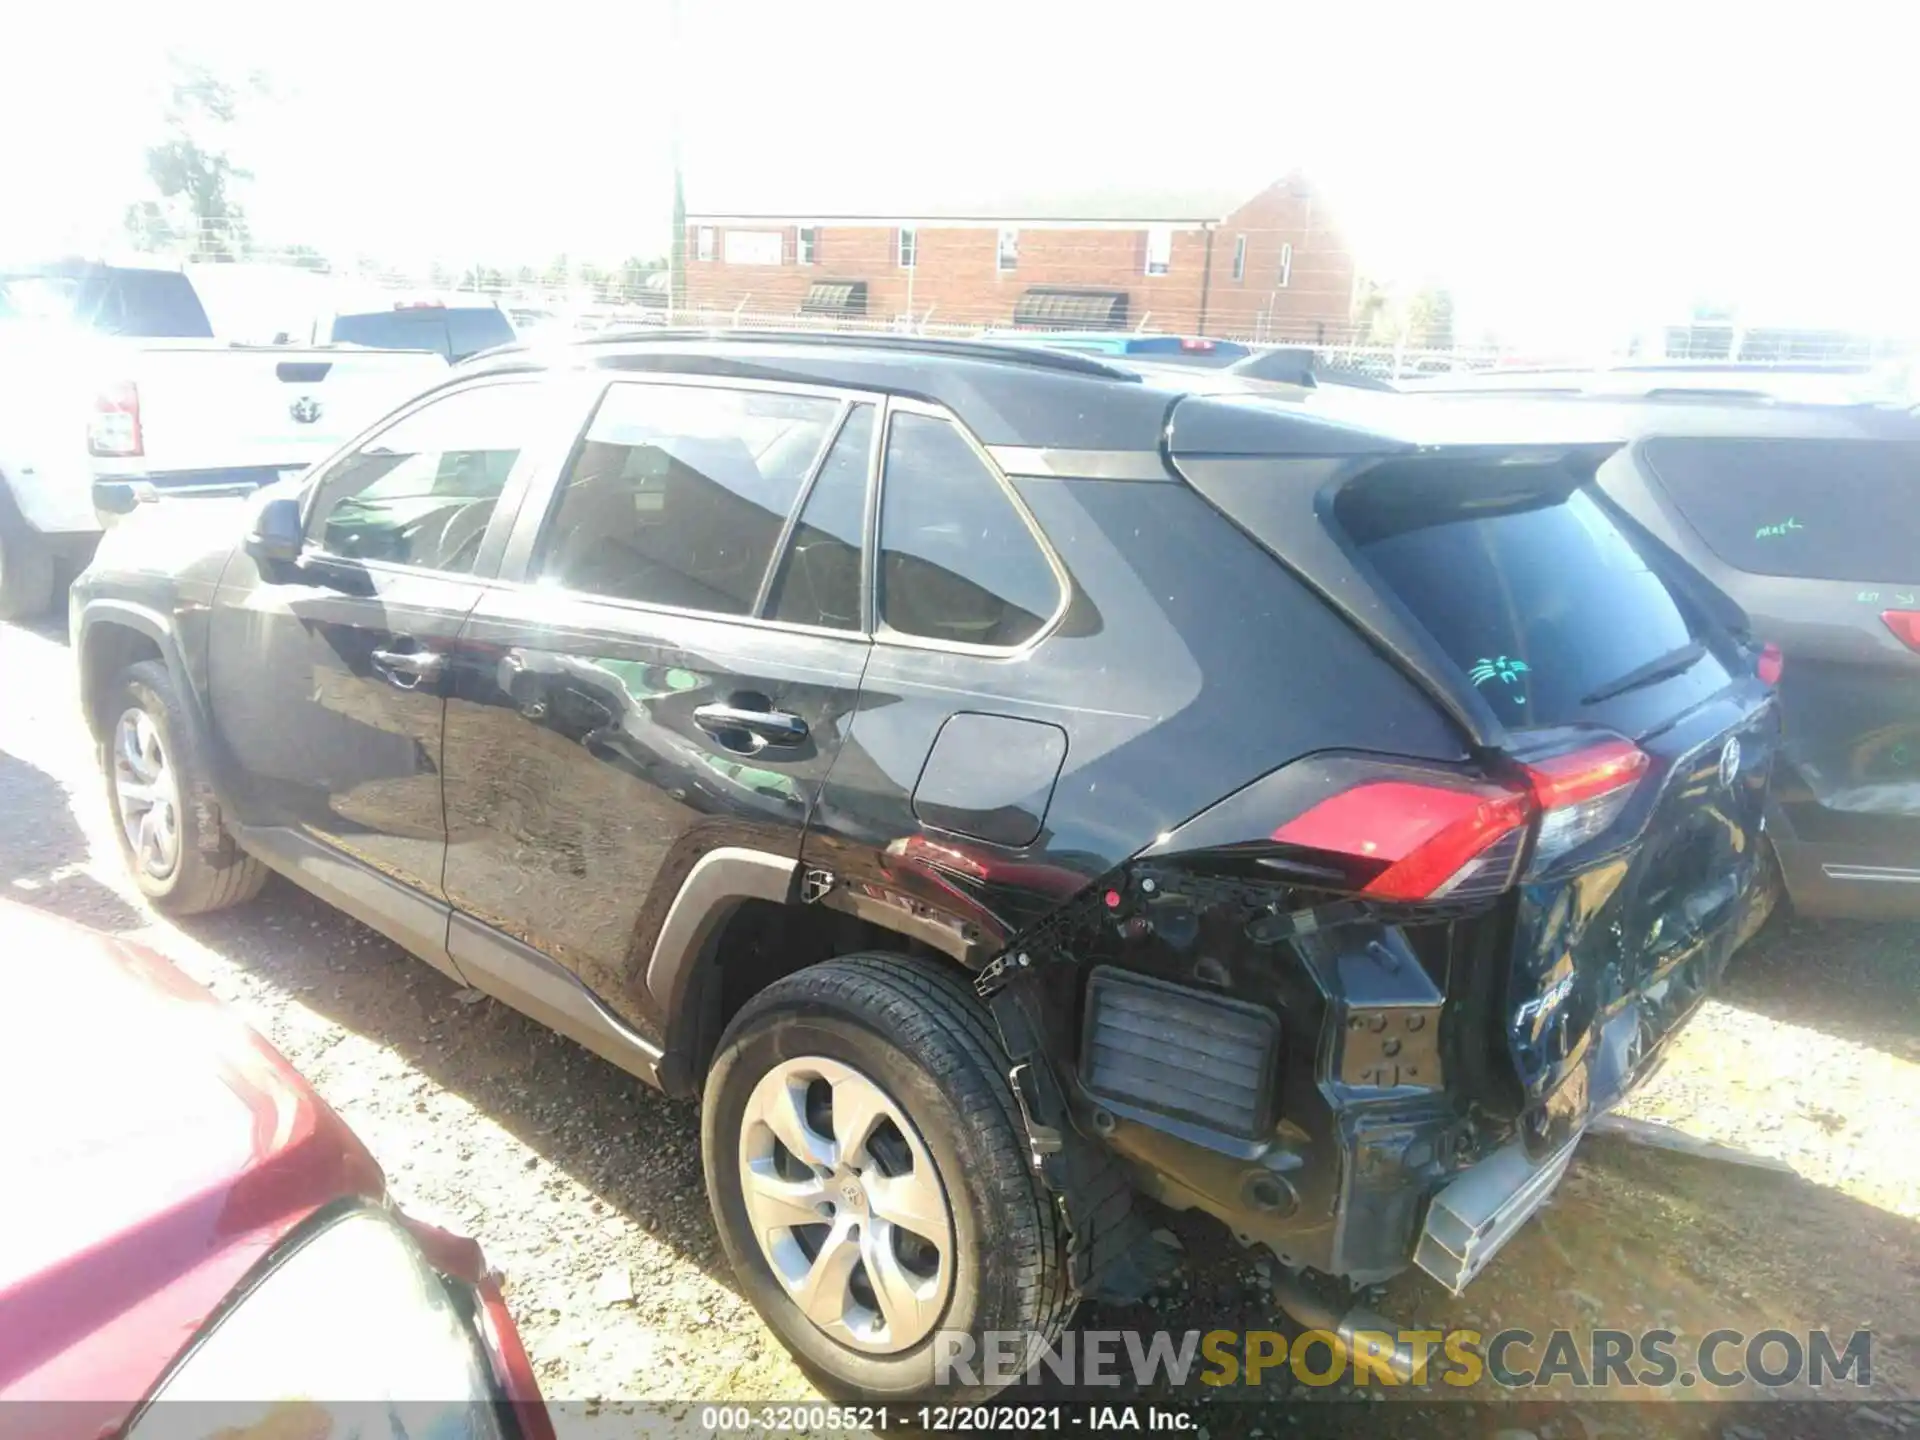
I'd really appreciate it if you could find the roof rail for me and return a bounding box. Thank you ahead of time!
[504,326,1142,380]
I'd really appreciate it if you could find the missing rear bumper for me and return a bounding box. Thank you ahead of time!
[1414,1133,1579,1294]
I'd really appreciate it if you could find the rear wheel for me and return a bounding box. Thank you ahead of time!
[103,660,268,914]
[702,954,1072,1402]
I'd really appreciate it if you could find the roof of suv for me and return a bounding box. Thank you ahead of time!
[449,329,1920,457]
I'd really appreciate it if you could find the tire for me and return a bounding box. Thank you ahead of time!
[102,659,268,915]
[0,504,55,621]
[702,954,1072,1403]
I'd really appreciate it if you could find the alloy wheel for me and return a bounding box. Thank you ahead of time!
[736,1055,955,1354]
[113,707,182,880]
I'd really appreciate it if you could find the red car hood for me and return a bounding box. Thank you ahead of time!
[0,902,385,1415]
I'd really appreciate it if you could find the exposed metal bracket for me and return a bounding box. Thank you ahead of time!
[798,867,836,904]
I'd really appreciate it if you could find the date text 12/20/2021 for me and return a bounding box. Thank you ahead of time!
[699,1405,1193,1432]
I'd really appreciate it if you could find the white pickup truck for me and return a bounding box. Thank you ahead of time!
[0,260,447,618]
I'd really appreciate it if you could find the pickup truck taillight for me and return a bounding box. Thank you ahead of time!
[88,381,143,457]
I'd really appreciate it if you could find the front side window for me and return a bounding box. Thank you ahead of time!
[898,227,917,269]
[305,383,541,572]
[1145,226,1173,277]
[534,382,841,615]
[877,412,1059,648]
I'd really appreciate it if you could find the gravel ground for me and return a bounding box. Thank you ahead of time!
[3,611,1917,1434]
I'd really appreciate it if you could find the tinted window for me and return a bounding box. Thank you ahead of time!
[877,412,1059,647]
[1340,466,1710,727]
[445,307,516,360]
[1644,437,1920,582]
[536,383,840,614]
[306,383,539,571]
[766,405,873,630]
[332,309,451,355]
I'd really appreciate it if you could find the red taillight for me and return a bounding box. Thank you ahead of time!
[1178,337,1217,353]
[1268,737,1652,901]
[1271,780,1532,902]
[1883,611,1920,654]
[1757,642,1784,685]
[88,380,142,457]
[1523,738,1649,865]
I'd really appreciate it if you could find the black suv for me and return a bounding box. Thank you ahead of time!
[1404,367,1920,919]
[72,333,1779,1400]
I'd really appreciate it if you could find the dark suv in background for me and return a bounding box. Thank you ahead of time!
[72,333,1778,1400]
[1404,368,1920,919]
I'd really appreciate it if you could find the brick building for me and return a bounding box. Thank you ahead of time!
[681,174,1357,342]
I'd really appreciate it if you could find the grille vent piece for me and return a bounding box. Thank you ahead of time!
[1079,966,1282,1138]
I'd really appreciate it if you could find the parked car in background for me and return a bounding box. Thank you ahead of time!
[999,329,1253,367]
[73,331,1779,1401]
[0,900,550,1435]
[1397,373,1920,920]
[307,297,518,362]
[0,258,447,618]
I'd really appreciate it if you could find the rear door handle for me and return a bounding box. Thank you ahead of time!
[371,647,447,690]
[692,703,808,747]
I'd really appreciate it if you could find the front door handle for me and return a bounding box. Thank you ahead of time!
[692,703,808,748]
[371,647,447,691]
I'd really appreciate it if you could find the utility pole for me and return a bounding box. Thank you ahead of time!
[666,0,686,324]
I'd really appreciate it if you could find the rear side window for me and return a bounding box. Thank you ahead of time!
[765,404,873,630]
[332,310,450,355]
[877,412,1060,648]
[535,382,841,614]
[1339,466,1708,726]
[1643,437,1920,582]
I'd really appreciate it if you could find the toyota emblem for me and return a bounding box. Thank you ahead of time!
[1717,736,1742,791]
[290,395,323,424]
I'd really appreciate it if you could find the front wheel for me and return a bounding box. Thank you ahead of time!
[702,955,1072,1402]
[103,660,269,914]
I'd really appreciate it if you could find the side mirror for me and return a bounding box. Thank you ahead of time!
[244,494,305,568]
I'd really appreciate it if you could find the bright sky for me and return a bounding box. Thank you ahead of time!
[4,0,1912,348]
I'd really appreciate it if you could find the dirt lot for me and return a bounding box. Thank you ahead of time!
[3,611,1917,1435]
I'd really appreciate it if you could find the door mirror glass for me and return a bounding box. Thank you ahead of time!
[245,493,304,567]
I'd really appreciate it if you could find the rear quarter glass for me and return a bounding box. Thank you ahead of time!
[1641,436,1920,582]
[1334,461,1729,729]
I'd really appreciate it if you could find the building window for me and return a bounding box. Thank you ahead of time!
[1144,225,1173,277]
[696,226,715,262]
[898,227,917,269]
[1232,234,1247,282]
[997,228,1019,273]
[797,227,816,266]
[1278,242,1293,288]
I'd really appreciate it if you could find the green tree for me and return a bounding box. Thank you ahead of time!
[1405,286,1456,351]
[123,60,257,261]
